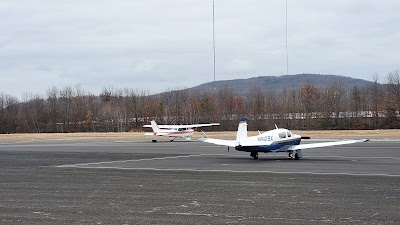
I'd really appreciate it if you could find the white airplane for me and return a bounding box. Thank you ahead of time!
[198,118,369,160]
[143,120,220,142]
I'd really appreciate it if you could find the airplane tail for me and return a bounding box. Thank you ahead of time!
[151,120,161,133]
[236,118,248,145]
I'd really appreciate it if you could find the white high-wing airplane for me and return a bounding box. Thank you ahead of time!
[143,120,220,142]
[198,118,369,160]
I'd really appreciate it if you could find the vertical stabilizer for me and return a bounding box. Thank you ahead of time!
[151,121,161,133]
[236,118,248,144]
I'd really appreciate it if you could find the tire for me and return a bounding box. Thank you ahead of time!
[251,152,258,160]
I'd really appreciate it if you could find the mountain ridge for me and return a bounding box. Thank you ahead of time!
[187,74,377,93]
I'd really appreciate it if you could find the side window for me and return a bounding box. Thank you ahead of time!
[279,132,286,139]
[286,131,292,137]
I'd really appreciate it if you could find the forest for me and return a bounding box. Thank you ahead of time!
[1,71,399,134]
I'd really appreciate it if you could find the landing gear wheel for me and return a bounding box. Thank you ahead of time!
[152,139,157,143]
[250,152,258,160]
[295,153,300,160]
[287,150,293,159]
[169,137,176,142]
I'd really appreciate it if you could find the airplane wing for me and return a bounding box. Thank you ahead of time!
[288,139,369,151]
[182,123,220,128]
[143,124,171,128]
[144,132,170,136]
[198,138,237,147]
[144,123,219,129]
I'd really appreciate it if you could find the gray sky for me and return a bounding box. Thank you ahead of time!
[1,0,399,98]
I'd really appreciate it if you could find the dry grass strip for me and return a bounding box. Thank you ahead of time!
[1,129,399,140]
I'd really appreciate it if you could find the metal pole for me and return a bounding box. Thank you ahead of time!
[213,0,216,81]
[286,0,289,75]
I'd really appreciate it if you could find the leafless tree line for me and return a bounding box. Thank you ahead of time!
[1,71,399,133]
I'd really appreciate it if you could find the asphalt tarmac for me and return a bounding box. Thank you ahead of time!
[0,137,399,224]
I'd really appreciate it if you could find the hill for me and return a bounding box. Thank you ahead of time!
[188,74,378,93]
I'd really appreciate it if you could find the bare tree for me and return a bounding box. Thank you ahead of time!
[248,86,264,124]
[371,73,381,128]
[299,84,320,129]
[46,86,60,132]
[387,70,400,113]
[384,70,400,127]
[0,94,19,133]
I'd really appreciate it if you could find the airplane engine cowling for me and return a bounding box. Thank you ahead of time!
[235,145,242,150]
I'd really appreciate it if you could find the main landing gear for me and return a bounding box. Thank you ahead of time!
[288,150,302,160]
[250,152,258,160]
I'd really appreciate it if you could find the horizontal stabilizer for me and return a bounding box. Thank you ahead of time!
[198,138,237,147]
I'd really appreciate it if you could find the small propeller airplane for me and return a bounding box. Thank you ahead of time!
[143,120,220,142]
[198,118,369,160]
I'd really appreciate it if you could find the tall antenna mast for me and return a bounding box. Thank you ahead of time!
[285,0,289,75]
[212,0,216,81]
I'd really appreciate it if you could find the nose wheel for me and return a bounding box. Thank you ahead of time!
[250,152,258,159]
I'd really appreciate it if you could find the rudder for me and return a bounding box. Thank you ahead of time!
[151,120,161,133]
[236,118,248,144]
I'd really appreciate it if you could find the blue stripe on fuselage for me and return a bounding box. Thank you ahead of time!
[235,138,301,153]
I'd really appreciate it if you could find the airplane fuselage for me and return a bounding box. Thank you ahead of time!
[144,120,220,142]
[235,138,301,152]
[235,129,302,153]
[198,118,368,160]
[155,128,195,138]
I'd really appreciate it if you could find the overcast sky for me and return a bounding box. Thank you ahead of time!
[1,0,399,98]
